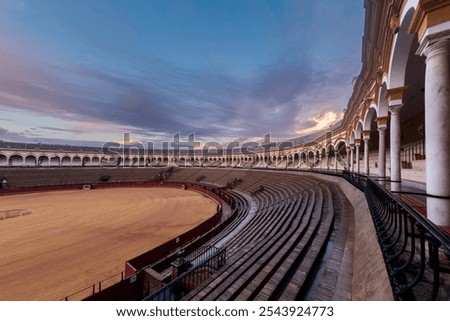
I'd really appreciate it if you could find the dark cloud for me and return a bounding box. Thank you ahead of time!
[0,126,33,142]
[39,126,83,134]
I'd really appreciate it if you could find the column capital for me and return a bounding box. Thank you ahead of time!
[417,33,450,59]
[386,86,408,107]
[349,144,355,150]
[377,126,387,134]
[376,116,389,129]
[354,139,361,146]
[389,104,403,115]
[362,130,371,139]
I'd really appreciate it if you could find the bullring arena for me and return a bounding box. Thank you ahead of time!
[0,167,448,301]
[0,186,217,300]
[1,0,450,302]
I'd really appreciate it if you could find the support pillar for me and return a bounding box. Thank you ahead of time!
[387,86,408,183]
[354,139,361,173]
[350,144,355,172]
[377,117,388,179]
[419,37,450,226]
[325,152,329,169]
[346,146,350,171]
[389,105,402,182]
[363,131,370,176]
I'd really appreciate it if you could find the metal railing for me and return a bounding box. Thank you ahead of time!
[363,178,450,300]
[143,246,226,301]
[342,170,367,192]
[62,271,125,301]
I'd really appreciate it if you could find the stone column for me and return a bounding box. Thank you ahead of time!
[363,130,371,175]
[387,86,408,183]
[389,105,402,182]
[325,152,329,169]
[377,117,388,179]
[346,146,350,171]
[419,37,450,226]
[350,144,355,172]
[354,139,361,173]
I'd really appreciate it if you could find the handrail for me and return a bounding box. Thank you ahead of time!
[143,246,227,301]
[343,173,449,300]
[297,168,449,300]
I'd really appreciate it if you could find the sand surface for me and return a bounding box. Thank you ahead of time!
[0,187,217,300]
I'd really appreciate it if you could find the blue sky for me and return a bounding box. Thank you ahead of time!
[0,0,364,146]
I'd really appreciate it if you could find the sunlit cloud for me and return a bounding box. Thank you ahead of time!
[295,111,344,136]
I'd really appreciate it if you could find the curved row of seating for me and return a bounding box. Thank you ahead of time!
[165,168,349,300]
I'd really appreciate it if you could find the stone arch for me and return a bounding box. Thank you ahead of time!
[92,156,101,166]
[378,82,390,118]
[355,121,364,140]
[37,155,49,167]
[9,154,24,166]
[349,131,355,145]
[61,156,72,166]
[72,156,82,166]
[363,105,378,131]
[49,156,61,166]
[81,156,90,167]
[24,155,37,167]
[388,6,417,89]
[0,154,7,167]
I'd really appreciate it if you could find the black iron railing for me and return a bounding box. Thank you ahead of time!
[143,246,226,301]
[342,170,367,192]
[363,178,450,300]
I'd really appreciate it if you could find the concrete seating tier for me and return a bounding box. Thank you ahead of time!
[179,169,347,301]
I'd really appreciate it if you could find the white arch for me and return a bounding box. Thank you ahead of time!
[355,121,364,139]
[363,105,378,131]
[388,6,417,89]
[377,82,390,117]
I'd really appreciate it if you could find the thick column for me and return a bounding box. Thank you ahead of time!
[389,105,402,182]
[377,117,388,179]
[419,37,450,226]
[363,131,370,175]
[354,139,361,173]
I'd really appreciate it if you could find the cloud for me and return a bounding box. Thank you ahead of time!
[295,110,344,136]
[38,126,83,134]
[0,126,33,143]
[0,1,363,145]
[0,43,353,144]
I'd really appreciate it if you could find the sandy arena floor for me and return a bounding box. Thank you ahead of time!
[0,187,217,300]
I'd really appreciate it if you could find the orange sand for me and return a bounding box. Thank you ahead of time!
[0,187,216,300]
